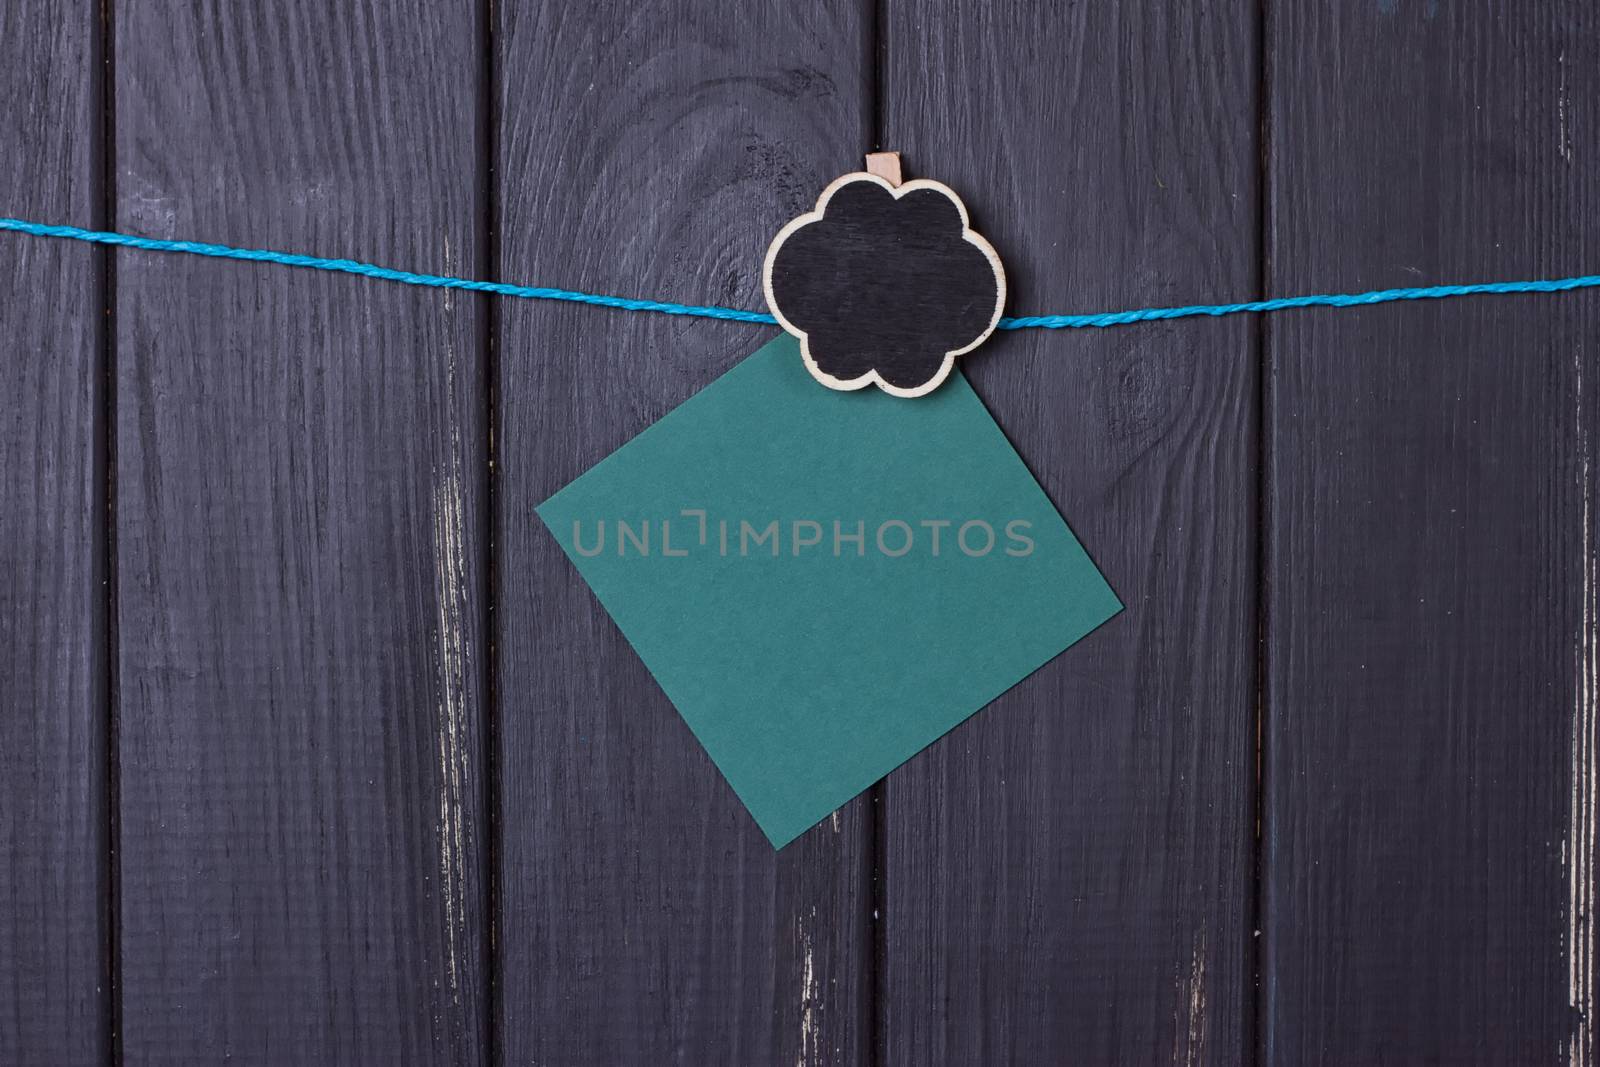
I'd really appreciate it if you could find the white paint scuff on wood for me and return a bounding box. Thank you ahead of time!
[1172,927,1207,1067]
[431,238,473,1006]
[1571,345,1596,1067]
[797,906,821,1067]
[1559,49,1574,165]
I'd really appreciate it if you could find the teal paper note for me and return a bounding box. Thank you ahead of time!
[537,335,1121,847]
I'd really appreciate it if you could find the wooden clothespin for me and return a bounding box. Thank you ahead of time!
[864,151,902,187]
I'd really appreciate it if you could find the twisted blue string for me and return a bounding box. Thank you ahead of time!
[0,218,776,324]
[999,276,1600,328]
[5,215,1600,330]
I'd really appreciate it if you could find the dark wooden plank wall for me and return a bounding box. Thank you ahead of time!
[111,3,489,1061]
[2,2,1597,1065]
[1263,5,1600,1064]
[492,4,874,1063]
[0,3,107,1063]
[878,2,1259,1063]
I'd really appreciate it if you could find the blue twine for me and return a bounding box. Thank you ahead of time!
[0,217,776,325]
[5,215,1600,330]
[997,276,1600,329]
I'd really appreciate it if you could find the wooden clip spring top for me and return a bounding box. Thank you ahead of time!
[864,151,902,187]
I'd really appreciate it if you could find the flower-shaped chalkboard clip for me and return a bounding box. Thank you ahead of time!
[762,153,1006,398]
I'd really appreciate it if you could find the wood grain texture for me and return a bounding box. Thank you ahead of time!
[878,3,1260,1063]
[7,1,1598,1059]
[112,3,488,1062]
[0,2,107,1063]
[1263,5,1600,1063]
[492,2,874,1062]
